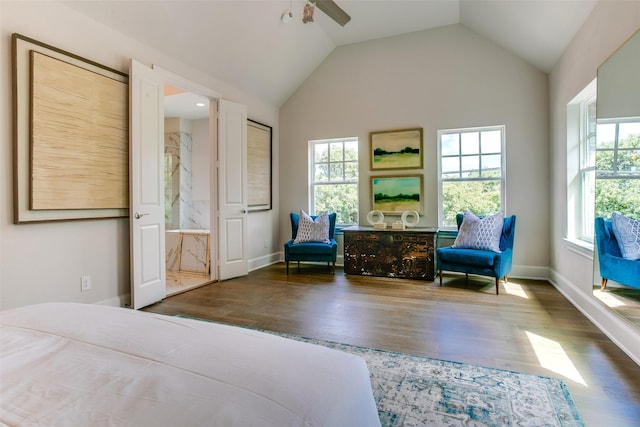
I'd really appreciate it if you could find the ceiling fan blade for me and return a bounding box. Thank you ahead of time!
[314,0,351,27]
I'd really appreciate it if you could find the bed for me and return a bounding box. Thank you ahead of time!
[0,302,381,426]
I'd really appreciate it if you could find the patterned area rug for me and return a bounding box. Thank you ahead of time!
[280,333,584,427]
[176,316,584,426]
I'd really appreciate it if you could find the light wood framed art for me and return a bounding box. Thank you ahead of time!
[370,127,423,170]
[247,119,272,211]
[12,33,129,223]
[371,174,424,215]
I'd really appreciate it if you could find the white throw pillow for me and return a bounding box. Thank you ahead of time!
[452,210,503,253]
[293,210,331,244]
[611,212,640,260]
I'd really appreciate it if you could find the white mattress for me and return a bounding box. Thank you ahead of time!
[0,302,381,426]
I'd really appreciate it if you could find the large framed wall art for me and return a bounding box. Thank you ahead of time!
[370,127,423,170]
[247,119,272,211]
[371,174,423,214]
[12,33,129,223]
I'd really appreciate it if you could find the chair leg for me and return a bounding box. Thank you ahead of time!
[495,277,499,295]
[286,261,289,274]
[465,273,469,284]
[297,261,300,273]
[601,277,608,291]
[332,261,335,275]
[439,270,443,286]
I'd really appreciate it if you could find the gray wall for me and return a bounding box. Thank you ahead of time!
[0,1,280,310]
[280,24,549,278]
[549,1,640,364]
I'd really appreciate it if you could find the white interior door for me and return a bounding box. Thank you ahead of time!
[129,59,166,309]
[217,99,248,280]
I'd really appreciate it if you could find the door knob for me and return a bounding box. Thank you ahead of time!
[134,212,149,219]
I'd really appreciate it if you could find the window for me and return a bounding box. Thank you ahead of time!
[567,80,596,244]
[579,96,597,241]
[309,138,359,225]
[595,119,640,219]
[438,126,505,228]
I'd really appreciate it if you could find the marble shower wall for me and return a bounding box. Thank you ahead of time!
[164,118,211,231]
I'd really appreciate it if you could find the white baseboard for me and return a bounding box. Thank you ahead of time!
[96,294,130,308]
[510,265,549,280]
[549,268,640,366]
[249,252,282,272]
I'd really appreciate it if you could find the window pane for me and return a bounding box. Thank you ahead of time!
[442,172,460,179]
[618,122,640,149]
[314,143,328,162]
[344,161,358,180]
[582,134,596,169]
[481,130,501,153]
[441,180,502,227]
[315,183,359,224]
[330,162,344,181]
[330,142,344,162]
[441,134,459,156]
[596,124,616,149]
[344,141,358,161]
[596,150,615,173]
[595,178,640,219]
[581,170,595,241]
[461,155,479,175]
[461,132,479,155]
[617,149,640,173]
[481,154,501,173]
[441,157,459,175]
[314,163,329,182]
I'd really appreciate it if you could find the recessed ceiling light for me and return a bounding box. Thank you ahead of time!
[195,102,206,107]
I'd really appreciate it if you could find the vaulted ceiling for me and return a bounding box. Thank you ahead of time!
[62,0,597,106]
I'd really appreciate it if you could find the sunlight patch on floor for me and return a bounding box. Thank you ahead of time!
[503,282,528,298]
[526,331,587,386]
[593,289,626,308]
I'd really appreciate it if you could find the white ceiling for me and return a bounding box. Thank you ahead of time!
[62,0,598,107]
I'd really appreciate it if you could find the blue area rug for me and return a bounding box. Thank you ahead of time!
[176,316,584,426]
[278,333,584,427]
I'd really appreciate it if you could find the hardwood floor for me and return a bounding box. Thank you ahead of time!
[144,264,640,427]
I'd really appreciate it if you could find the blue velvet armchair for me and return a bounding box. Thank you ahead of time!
[284,212,337,274]
[595,217,640,291]
[437,214,516,294]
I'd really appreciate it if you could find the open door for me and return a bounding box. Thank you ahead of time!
[129,61,248,306]
[217,99,249,280]
[129,59,166,309]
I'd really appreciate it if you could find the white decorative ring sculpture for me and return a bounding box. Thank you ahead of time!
[366,210,384,225]
[401,210,419,227]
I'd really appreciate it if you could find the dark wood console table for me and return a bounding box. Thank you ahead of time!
[342,226,438,281]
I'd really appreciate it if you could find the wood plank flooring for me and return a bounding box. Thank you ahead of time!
[144,264,640,427]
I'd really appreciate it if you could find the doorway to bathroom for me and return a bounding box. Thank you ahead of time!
[163,84,212,296]
[130,60,248,309]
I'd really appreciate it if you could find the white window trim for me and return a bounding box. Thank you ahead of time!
[566,79,596,247]
[437,125,506,229]
[596,117,640,179]
[308,137,359,227]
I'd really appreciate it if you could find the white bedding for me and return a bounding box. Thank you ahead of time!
[0,303,381,426]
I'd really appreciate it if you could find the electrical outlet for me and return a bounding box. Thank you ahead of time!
[263,239,268,248]
[81,275,91,292]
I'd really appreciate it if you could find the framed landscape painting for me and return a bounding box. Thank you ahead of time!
[370,128,423,170]
[371,175,423,214]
